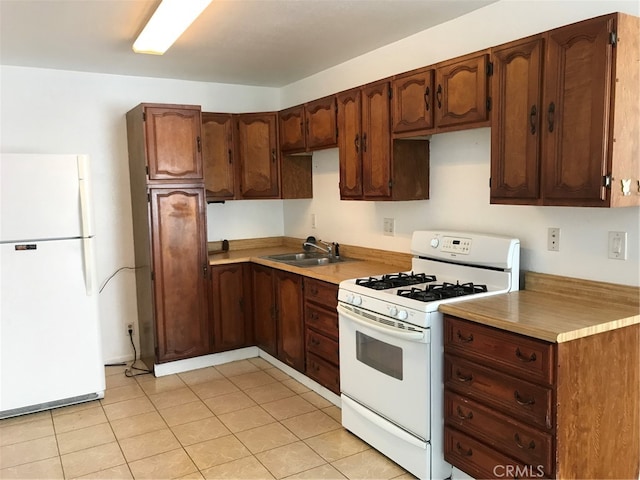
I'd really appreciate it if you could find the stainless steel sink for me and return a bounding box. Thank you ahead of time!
[262,252,351,267]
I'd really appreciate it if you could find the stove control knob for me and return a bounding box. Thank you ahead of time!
[430,238,439,248]
[397,310,408,320]
[389,306,398,317]
[352,295,362,306]
[345,293,354,304]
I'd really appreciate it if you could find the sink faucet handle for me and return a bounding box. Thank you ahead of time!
[333,242,340,257]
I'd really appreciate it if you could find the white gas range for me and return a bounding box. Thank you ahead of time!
[338,230,520,480]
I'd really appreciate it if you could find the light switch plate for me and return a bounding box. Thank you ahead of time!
[608,231,627,260]
[383,218,395,236]
[547,227,560,251]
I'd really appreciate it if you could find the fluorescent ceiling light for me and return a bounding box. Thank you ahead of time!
[133,0,212,55]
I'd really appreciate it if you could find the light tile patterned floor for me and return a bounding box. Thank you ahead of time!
[0,357,414,479]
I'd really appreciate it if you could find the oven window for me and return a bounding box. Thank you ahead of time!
[355,331,403,380]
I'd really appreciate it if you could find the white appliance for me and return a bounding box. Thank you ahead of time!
[338,230,520,480]
[0,154,105,418]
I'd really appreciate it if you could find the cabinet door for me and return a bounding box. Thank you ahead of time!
[306,96,338,150]
[541,16,614,206]
[337,89,363,199]
[392,68,435,134]
[144,106,203,181]
[202,113,235,199]
[435,53,489,129]
[275,270,304,372]
[361,81,392,198]
[210,263,252,352]
[490,37,544,203]
[279,106,306,153]
[149,187,210,362]
[251,264,277,357]
[236,113,280,199]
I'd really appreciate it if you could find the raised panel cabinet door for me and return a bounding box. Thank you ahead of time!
[237,113,280,199]
[435,54,489,128]
[306,96,338,150]
[361,81,392,198]
[490,37,544,203]
[144,106,203,181]
[251,264,277,357]
[279,106,306,153]
[149,187,210,363]
[337,89,363,199]
[541,15,615,206]
[202,113,235,199]
[392,68,435,134]
[275,270,304,372]
[210,263,251,352]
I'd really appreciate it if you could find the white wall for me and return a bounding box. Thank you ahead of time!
[0,65,281,363]
[1,0,639,364]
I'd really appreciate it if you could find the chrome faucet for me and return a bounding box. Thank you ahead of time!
[303,239,338,257]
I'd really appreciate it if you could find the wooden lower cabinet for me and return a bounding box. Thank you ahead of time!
[251,264,278,357]
[304,278,340,394]
[209,263,252,352]
[444,315,640,479]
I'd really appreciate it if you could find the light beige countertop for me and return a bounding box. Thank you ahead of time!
[439,272,640,343]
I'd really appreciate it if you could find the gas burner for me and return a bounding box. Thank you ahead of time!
[397,281,488,302]
[355,272,437,290]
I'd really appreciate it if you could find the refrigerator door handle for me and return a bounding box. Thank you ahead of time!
[77,155,94,238]
[82,237,94,296]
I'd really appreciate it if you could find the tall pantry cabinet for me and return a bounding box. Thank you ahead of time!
[126,103,211,369]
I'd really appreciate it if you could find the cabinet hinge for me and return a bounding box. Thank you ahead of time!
[388,180,392,189]
[489,177,492,188]
[142,111,146,121]
[486,97,492,111]
[603,174,612,188]
[151,271,155,281]
[388,88,393,99]
[609,32,617,46]
[147,192,151,202]
[487,62,494,76]
[197,136,201,153]
[145,165,149,176]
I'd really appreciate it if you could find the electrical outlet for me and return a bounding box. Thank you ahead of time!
[311,213,316,229]
[383,218,395,236]
[547,227,560,251]
[608,231,627,260]
[126,323,134,336]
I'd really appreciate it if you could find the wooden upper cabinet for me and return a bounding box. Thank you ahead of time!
[143,105,203,182]
[279,96,337,153]
[236,112,280,199]
[202,113,235,200]
[149,187,210,363]
[435,52,490,130]
[361,81,392,198]
[491,13,640,207]
[392,67,435,135]
[337,88,363,198]
[490,36,544,202]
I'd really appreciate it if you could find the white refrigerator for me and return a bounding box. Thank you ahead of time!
[0,153,105,418]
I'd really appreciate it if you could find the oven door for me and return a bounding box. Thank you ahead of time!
[338,303,430,440]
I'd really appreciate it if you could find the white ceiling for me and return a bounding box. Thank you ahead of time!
[0,0,497,87]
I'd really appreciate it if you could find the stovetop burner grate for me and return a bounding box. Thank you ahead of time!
[355,272,437,290]
[397,281,488,302]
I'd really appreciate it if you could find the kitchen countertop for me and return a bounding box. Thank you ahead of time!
[439,272,640,343]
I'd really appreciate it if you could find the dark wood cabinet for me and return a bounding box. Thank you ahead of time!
[392,67,435,136]
[126,103,211,368]
[491,13,640,207]
[444,315,640,479]
[304,278,340,394]
[251,264,277,357]
[209,263,252,352]
[337,81,429,201]
[202,113,235,200]
[279,96,337,153]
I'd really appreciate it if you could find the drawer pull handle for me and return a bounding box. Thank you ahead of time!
[514,433,536,450]
[311,338,320,346]
[514,390,535,406]
[515,347,537,363]
[310,312,319,320]
[456,330,474,343]
[456,406,473,420]
[455,442,472,457]
[455,370,473,383]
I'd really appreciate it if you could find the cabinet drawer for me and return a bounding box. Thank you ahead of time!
[304,278,338,307]
[444,316,554,385]
[445,354,553,430]
[305,303,339,339]
[306,352,340,394]
[445,391,554,476]
[445,427,547,480]
[306,328,339,366]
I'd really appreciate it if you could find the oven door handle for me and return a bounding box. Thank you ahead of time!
[338,305,427,342]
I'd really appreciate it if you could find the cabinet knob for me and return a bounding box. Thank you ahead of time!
[514,433,536,450]
[515,347,537,363]
[455,442,472,457]
[455,370,473,383]
[436,84,443,109]
[424,86,430,111]
[514,390,535,406]
[529,105,537,134]
[547,102,555,132]
[456,405,473,420]
[456,330,474,343]
[354,134,360,153]
[271,149,276,162]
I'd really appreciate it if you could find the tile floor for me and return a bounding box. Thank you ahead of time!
[0,357,413,479]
